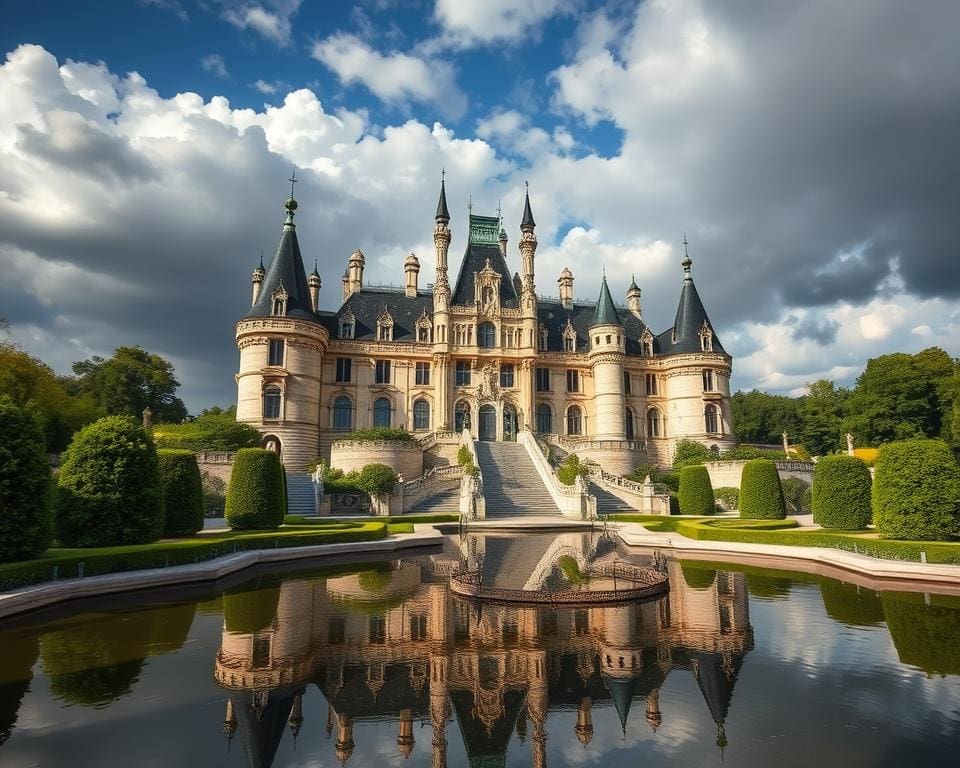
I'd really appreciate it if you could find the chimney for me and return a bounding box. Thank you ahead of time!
[404,253,420,298]
[346,249,364,298]
[558,266,574,310]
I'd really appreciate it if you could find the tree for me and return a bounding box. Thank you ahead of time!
[153,410,261,451]
[71,346,187,424]
[739,460,786,519]
[731,390,803,445]
[673,439,714,468]
[799,379,849,456]
[0,397,53,562]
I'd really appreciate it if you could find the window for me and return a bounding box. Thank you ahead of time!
[335,357,352,383]
[536,367,551,392]
[536,403,552,434]
[645,373,658,396]
[252,635,271,668]
[567,405,583,435]
[642,337,653,357]
[478,321,496,349]
[606,334,612,344]
[564,335,575,352]
[539,327,548,351]
[454,401,471,432]
[375,359,391,384]
[701,329,713,352]
[413,399,430,431]
[566,370,581,393]
[415,361,431,386]
[647,408,662,438]
[271,297,285,316]
[377,322,392,341]
[328,617,346,644]
[418,326,430,342]
[339,317,355,339]
[500,364,515,389]
[410,614,428,641]
[368,616,386,644]
[705,405,720,434]
[623,371,632,394]
[333,396,352,429]
[373,397,391,427]
[268,339,284,366]
[455,361,471,387]
[702,369,715,392]
[625,407,635,439]
[263,386,281,419]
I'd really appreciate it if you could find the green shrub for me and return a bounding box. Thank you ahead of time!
[627,464,679,493]
[358,463,398,496]
[55,416,163,547]
[738,460,786,519]
[678,466,716,516]
[673,439,714,468]
[819,580,884,627]
[667,492,681,515]
[157,449,204,536]
[225,448,284,530]
[223,585,281,633]
[343,427,414,442]
[323,467,365,495]
[152,413,261,451]
[714,487,739,511]
[782,477,813,516]
[457,445,472,466]
[558,453,589,486]
[812,455,871,529]
[462,461,478,477]
[201,471,227,517]
[0,396,53,561]
[873,439,960,541]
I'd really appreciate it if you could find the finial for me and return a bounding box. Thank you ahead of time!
[681,233,692,276]
[497,197,502,221]
[441,166,445,182]
[525,179,529,190]
[258,250,264,269]
[468,195,472,215]
[289,167,298,199]
[284,171,298,224]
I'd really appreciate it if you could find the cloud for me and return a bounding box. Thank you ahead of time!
[787,315,841,346]
[200,53,229,79]
[432,0,570,48]
[312,33,466,120]
[475,109,574,160]
[252,78,277,94]
[219,0,301,47]
[138,0,188,22]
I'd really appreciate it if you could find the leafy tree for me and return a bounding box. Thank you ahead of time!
[71,346,187,424]
[731,390,803,445]
[673,439,714,468]
[0,397,53,561]
[799,379,849,456]
[153,411,261,451]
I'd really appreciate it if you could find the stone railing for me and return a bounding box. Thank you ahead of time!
[401,464,462,496]
[518,430,595,519]
[458,429,485,520]
[415,431,457,453]
[555,436,645,453]
[775,460,815,472]
[587,465,671,515]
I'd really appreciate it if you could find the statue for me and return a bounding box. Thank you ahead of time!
[782,431,789,455]
[476,364,499,402]
[312,461,326,516]
[846,432,855,456]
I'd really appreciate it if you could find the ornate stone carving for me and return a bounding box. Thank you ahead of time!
[475,364,500,402]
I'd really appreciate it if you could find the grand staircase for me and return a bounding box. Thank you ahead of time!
[589,482,636,515]
[474,442,561,516]
[410,486,461,514]
[285,471,316,516]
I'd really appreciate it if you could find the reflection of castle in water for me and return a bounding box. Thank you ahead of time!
[214,535,753,767]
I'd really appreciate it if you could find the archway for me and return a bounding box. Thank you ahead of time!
[479,404,497,441]
[261,434,282,461]
[454,400,471,433]
[503,404,518,442]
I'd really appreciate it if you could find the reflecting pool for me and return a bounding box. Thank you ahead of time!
[2,531,960,767]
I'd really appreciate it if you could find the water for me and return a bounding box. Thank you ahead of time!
[2,532,960,767]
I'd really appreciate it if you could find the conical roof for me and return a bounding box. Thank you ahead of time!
[436,178,450,222]
[590,276,621,327]
[521,188,535,230]
[603,674,642,735]
[660,276,724,354]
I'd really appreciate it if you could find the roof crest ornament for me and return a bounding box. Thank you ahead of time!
[682,233,693,280]
[284,169,298,226]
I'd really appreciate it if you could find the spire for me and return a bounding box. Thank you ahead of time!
[311,258,320,278]
[590,274,621,327]
[521,180,536,231]
[285,169,298,227]
[435,171,450,223]
[628,274,639,292]
[665,237,725,353]
[681,233,692,281]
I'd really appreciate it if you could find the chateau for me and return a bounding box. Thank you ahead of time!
[235,180,734,475]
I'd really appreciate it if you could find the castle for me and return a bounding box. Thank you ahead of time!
[235,179,734,474]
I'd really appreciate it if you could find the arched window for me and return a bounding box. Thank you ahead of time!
[263,385,282,420]
[333,396,353,429]
[705,404,720,434]
[566,405,583,436]
[373,397,391,427]
[339,317,355,339]
[536,403,553,434]
[413,399,430,431]
[646,408,662,438]
[478,321,496,349]
[454,400,471,432]
[625,407,635,439]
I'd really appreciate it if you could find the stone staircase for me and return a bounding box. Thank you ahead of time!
[410,486,461,515]
[474,441,561,516]
[285,471,316,516]
[589,481,636,515]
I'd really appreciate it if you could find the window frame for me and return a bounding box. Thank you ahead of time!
[268,339,285,367]
[413,399,430,431]
[566,405,583,436]
[566,369,581,393]
[455,361,471,387]
[536,403,553,434]
[478,321,496,349]
[373,397,391,427]
[375,359,391,385]
[415,361,431,386]
[333,395,353,430]
[263,385,282,420]
[499,364,515,389]
[335,357,352,383]
[536,367,551,392]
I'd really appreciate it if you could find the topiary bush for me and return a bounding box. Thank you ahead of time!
[457,445,473,466]
[782,477,812,515]
[811,455,872,530]
[678,465,716,515]
[358,463,398,496]
[55,416,163,547]
[714,487,739,511]
[225,448,284,530]
[157,449,204,536]
[738,460,786,520]
[0,396,53,562]
[873,439,960,541]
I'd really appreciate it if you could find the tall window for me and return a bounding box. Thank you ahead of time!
[418,326,430,342]
[415,362,431,386]
[339,317,355,339]
[564,335,575,352]
[500,364,515,388]
[373,397,391,427]
[268,339,284,366]
[377,321,392,341]
[455,361,471,386]
[413,399,430,431]
[410,614,428,641]
[335,357,352,383]
[478,322,496,349]
[647,408,662,438]
[623,371,632,394]
[375,359,391,384]
[645,373,658,396]
[271,297,285,316]
[536,367,551,392]
[702,369,715,392]
[539,328,548,351]
[536,403,553,434]
[454,401,471,432]
[333,396,353,429]
[705,404,720,434]
[566,370,581,393]
[263,386,282,419]
[566,405,583,435]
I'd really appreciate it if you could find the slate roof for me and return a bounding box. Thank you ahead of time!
[451,215,519,308]
[436,178,450,222]
[655,274,726,355]
[590,276,620,327]
[335,288,434,341]
[537,300,658,356]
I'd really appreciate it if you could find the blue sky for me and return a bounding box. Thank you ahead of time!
[1,1,959,410]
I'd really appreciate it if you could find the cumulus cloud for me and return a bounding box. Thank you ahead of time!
[432,0,570,48]
[219,0,301,46]
[200,53,229,79]
[475,109,574,160]
[312,33,466,120]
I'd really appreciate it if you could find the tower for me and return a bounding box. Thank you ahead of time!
[518,185,539,428]
[588,275,626,440]
[308,260,321,312]
[251,254,265,305]
[626,275,641,317]
[558,266,574,310]
[432,176,452,430]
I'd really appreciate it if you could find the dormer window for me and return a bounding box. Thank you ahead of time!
[562,320,577,353]
[270,285,288,317]
[339,309,355,339]
[416,309,432,343]
[640,329,654,357]
[538,324,548,352]
[377,308,394,342]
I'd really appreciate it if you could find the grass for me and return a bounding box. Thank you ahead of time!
[611,513,960,565]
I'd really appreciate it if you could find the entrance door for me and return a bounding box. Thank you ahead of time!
[479,404,497,441]
[503,405,517,442]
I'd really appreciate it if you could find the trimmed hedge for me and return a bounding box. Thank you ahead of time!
[883,595,960,675]
[158,449,204,536]
[873,439,960,541]
[739,460,786,520]
[673,439,714,468]
[678,465,716,516]
[812,455,871,530]
[152,415,261,451]
[225,448,285,530]
[558,453,589,486]
[56,416,164,548]
[0,397,53,561]
[358,463,397,496]
[819,579,884,627]
[714,487,739,511]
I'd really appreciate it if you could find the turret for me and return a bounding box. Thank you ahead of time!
[518,183,538,303]
[346,249,364,298]
[589,275,626,440]
[251,254,265,305]
[335,713,355,764]
[397,708,415,758]
[404,253,420,298]
[646,688,663,731]
[558,266,574,310]
[308,260,321,312]
[627,275,641,317]
[575,696,593,745]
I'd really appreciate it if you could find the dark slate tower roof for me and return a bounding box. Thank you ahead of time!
[590,275,621,327]
[436,177,450,223]
[245,196,317,322]
[657,243,725,354]
[451,214,519,308]
[521,186,536,230]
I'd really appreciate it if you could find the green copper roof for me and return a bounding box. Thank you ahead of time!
[468,214,501,245]
[590,275,621,327]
